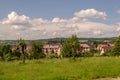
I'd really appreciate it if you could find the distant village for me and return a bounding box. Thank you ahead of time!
[1,37,115,57]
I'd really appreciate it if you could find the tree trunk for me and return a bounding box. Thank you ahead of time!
[20,47,25,63]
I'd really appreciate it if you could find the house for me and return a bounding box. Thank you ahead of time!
[80,43,91,52]
[26,45,32,53]
[11,45,19,52]
[97,44,114,55]
[43,45,61,56]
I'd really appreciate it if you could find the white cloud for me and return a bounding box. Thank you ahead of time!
[42,31,47,35]
[93,30,102,35]
[52,17,67,23]
[2,11,30,25]
[52,32,57,36]
[0,10,119,40]
[32,18,48,24]
[116,27,120,31]
[74,9,107,19]
[10,25,26,30]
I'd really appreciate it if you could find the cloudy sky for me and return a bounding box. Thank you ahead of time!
[0,0,120,40]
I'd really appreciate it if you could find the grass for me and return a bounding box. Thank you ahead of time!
[0,57,120,80]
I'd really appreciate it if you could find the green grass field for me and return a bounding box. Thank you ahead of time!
[0,57,120,80]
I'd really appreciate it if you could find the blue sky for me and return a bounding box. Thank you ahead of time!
[0,0,120,19]
[0,0,120,39]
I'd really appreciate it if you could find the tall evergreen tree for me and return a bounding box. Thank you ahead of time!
[112,36,120,56]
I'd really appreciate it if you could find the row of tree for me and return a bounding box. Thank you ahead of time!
[0,38,45,63]
[62,35,120,57]
[0,35,120,63]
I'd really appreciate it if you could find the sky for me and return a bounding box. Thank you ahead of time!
[0,0,120,40]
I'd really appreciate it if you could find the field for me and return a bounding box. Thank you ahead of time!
[0,57,120,80]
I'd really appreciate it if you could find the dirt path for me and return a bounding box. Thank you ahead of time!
[94,77,120,80]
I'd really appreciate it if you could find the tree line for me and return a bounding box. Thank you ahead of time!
[0,35,120,63]
[0,38,45,63]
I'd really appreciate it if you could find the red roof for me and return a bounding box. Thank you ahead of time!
[97,44,114,51]
[43,45,60,49]
[80,44,90,48]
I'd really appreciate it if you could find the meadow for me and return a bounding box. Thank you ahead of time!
[0,57,120,80]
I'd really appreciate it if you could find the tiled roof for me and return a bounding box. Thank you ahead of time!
[80,44,90,48]
[43,45,60,49]
[97,44,114,51]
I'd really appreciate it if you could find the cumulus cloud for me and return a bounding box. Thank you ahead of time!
[0,10,119,40]
[116,27,120,31]
[93,30,102,35]
[2,11,30,25]
[10,25,27,30]
[52,17,67,23]
[74,9,107,19]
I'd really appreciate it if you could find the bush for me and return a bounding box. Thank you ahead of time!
[46,53,58,59]
[102,52,112,56]
[83,51,94,57]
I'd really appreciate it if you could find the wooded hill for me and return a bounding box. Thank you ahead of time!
[0,37,116,45]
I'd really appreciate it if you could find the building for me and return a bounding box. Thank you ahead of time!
[11,45,19,52]
[26,45,32,53]
[97,44,114,55]
[80,43,91,52]
[43,45,61,56]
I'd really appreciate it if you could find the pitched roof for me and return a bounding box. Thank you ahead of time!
[43,45,60,49]
[97,44,114,51]
[80,44,91,48]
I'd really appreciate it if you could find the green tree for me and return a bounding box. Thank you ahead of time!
[0,44,14,61]
[30,41,45,59]
[0,45,5,60]
[11,46,21,60]
[2,45,12,61]
[112,36,120,56]
[18,38,26,63]
[62,35,80,57]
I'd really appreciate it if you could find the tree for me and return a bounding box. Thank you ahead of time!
[112,36,120,56]
[0,44,14,61]
[62,35,80,57]
[0,45,5,61]
[18,38,26,63]
[30,41,45,59]
[2,45,12,61]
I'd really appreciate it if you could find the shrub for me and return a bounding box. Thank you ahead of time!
[83,51,94,57]
[46,53,58,59]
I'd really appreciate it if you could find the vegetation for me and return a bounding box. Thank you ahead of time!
[17,38,27,63]
[112,36,120,56]
[0,57,120,80]
[0,36,120,80]
[0,39,46,61]
[29,41,45,59]
[62,35,80,57]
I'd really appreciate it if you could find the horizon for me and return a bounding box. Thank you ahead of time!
[0,36,117,41]
[0,0,120,40]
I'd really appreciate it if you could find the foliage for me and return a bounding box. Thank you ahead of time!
[102,52,111,56]
[112,36,120,56]
[83,51,94,57]
[62,35,80,57]
[18,38,27,63]
[0,45,4,60]
[46,53,58,59]
[0,44,13,61]
[29,41,45,59]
